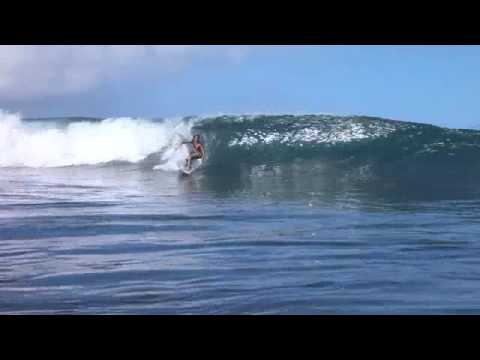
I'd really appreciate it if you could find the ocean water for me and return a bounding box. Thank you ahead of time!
[1,112,480,314]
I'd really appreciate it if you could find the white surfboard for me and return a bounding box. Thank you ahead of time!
[180,158,202,175]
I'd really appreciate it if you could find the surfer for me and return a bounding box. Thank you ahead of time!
[182,135,205,171]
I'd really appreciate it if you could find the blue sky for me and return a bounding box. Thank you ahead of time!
[2,45,479,128]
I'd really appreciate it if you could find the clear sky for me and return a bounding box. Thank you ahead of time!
[1,45,479,128]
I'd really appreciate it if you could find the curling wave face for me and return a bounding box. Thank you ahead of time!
[195,114,480,164]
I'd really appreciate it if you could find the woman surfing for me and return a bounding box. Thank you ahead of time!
[181,135,205,171]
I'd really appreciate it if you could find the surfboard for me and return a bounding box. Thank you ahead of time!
[180,158,202,176]
[181,167,194,176]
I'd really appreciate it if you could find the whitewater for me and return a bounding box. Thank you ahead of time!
[0,110,196,168]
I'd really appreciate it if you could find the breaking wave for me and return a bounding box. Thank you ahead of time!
[0,110,193,168]
[3,110,480,191]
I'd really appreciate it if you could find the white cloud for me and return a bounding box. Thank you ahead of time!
[0,45,249,100]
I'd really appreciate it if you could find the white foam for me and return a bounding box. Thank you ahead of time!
[153,144,190,171]
[0,110,194,168]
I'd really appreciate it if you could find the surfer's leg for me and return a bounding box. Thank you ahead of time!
[186,154,193,170]
[188,154,201,170]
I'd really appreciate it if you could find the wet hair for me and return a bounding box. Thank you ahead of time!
[193,134,201,142]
